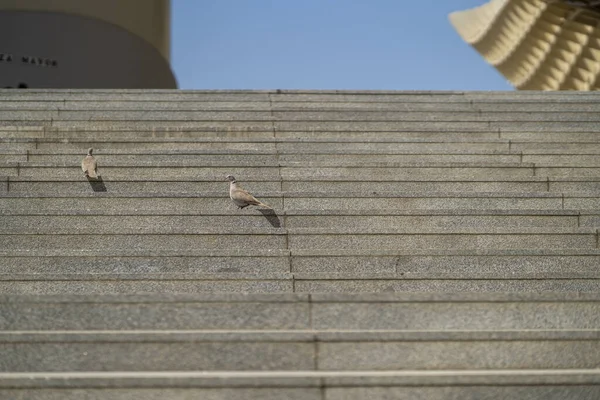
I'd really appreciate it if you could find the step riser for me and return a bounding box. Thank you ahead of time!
[295,279,600,293]
[2,165,538,178]
[0,197,569,211]
[32,142,512,152]
[1,300,597,330]
[288,234,596,250]
[0,256,290,274]
[0,387,595,400]
[0,215,579,234]
[2,255,599,275]
[0,233,594,251]
[1,340,597,372]
[1,181,552,194]
[0,280,293,294]
[294,255,600,275]
[0,388,321,400]
[3,100,600,111]
[5,110,600,123]
[7,154,524,164]
[9,154,600,167]
[2,279,600,295]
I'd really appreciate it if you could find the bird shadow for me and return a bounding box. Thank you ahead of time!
[87,176,107,192]
[259,208,282,228]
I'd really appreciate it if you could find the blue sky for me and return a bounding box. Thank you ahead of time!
[171,0,512,91]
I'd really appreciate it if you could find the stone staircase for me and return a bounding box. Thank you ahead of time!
[0,89,599,399]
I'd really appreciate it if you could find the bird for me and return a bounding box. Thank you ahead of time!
[81,148,98,179]
[226,175,272,209]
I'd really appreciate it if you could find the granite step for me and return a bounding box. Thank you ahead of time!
[2,249,600,276]
[0,176,556,194]
[3,152,524,165]
[0,191,580,212]
[1,292,598,330]
[0,210,584,234]
[6,110,600,124]
[0,227,596,252]
[0,163,538,179]
[4,99,600,111]
[0,370,597,400]
[0,330,598,372]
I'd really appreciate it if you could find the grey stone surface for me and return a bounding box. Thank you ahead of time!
[0,196,284,213]
[318,340,600,370]
[286,214,577,229]
[311,301,600,330]
[551,180,600,192]
[0,278,293,294]
[291,254,600,275]
[0,299,309,330]
[0,341,314,372]
[24,152,523,165]
[277,141,510,153]
[0,233,287,251]
[283,195,560,210]
[280,165,534,180]
[511,141,600,151]
[4,89,600,391]
[325,387,600,400]
[28,154,280,165]
[0,215,288,233]
[536,166,600,177]
[524,154,600,166]
[6,179,282,194]
[295,279,600,292]
[0,255,290,274]
[0,388,321,400]
[12,165,281,179]
[282,180,548,193]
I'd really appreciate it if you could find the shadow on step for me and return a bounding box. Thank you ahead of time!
[87,176,107,192]
[259,208,282,228]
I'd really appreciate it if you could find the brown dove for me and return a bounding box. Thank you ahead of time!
[226,175,272,209]
[81,148,98,179]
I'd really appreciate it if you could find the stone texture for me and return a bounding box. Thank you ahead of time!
[3,89,600,394]
[325,387,600,400]
[0,300,309,330]
[0,389,321,400]
[0,341,314,372]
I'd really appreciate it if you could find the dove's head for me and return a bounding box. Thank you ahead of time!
[226,175,236,183]
[87,148,93,156]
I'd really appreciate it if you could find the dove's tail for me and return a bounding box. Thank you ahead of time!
[258,202,272,209]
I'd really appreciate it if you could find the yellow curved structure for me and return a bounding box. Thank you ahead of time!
[450,0,600,90]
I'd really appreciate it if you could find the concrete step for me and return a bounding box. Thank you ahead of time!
[4,99,600,111]
[0,370,597,400]
[6,110,600,124]
[33,127,503,141]
[7,119,600,134]
[0,330,598,372]
[0,210,584,234]
[1,292,598,330]
[0,192,581,212]
[2,248,600,276]
[32,140,516,153]
[1,88,598,101]
[1,163,538,180]
[1,271,599,293]
[0,227,596,253]
[0,177,555,194]
[2,152,525,165]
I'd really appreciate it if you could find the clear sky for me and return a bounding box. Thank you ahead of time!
[171,0,513,91]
